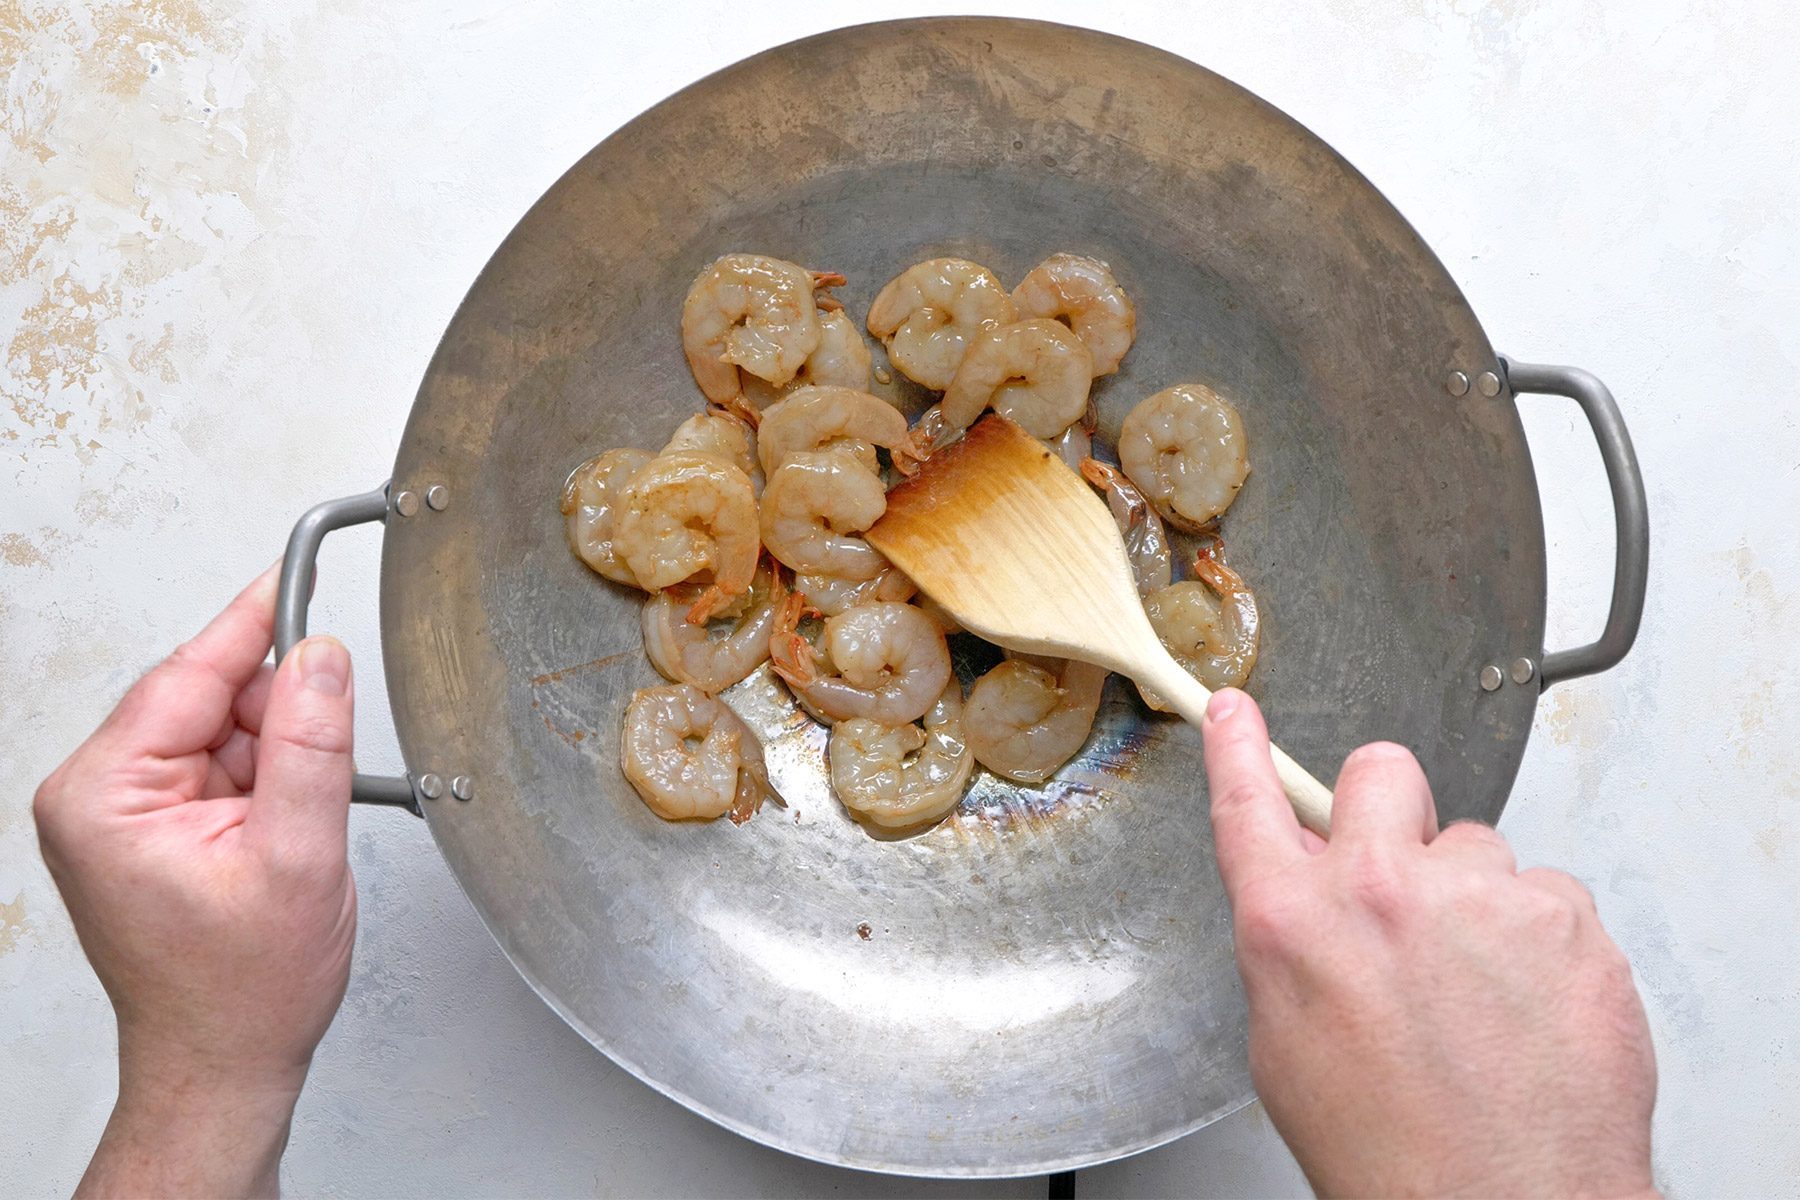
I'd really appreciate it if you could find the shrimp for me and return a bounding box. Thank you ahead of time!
[794,565,916,616]
[642,560,785,692]
[741,309,874,409]
[681,253,837,404]
[1011,252,1137,376]
[770,598,952,726]
[866,258,1017,390]
[620,683,778,823]
[1117,383,1250,531]
[1079,458,1172,597]
[1139,545,1260,707]
[756,386,919,479]
[829,681,973,831]
[662,409,756,479]
[612,451,759,618]
[911,402,960,455]
[562,447,656,586]
[938,319,1092,439]
[917,359,1094,455]
[758,449,891,580]
[964,653,1108,783]
[1054,420,1093,472]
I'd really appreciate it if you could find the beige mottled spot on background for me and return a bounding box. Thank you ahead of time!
[0,891,27,956]
[1545,686,1611,750]
[0,531,47,566]
[7,273,115,409]
[127,322,180,383]
[90,0,226,97]
[0,1,76,163]
[0,184,76,286]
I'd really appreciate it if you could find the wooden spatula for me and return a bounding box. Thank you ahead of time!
[868,413,1333,834]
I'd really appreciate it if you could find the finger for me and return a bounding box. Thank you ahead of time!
[1432,820,1517,873]
[232,664,278,736]
[209,726,260,794]
[100,563,280,759]
[200,755,240,800]
[246,635,354,860]
[1519,867,1599,914]
[1202,688,1307,896]
[1329,742,1438,846]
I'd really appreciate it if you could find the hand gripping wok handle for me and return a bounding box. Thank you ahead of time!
[1134,652,1334,837]
[1500,358,1650,689]
[276,484,420,813]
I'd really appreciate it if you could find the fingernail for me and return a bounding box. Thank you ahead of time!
[1206,689,1240,723]
[299,637,350,696]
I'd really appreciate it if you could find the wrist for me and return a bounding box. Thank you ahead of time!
[80,1031,309,1199]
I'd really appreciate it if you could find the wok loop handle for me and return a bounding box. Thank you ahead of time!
[277,484,421,814]
[1500,358,1649,690]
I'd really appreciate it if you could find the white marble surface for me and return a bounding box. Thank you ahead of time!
[3,1,1796,1195]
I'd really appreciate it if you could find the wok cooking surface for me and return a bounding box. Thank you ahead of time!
[377,18,1543,1175]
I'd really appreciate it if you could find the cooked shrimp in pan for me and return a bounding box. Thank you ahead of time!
[562,447,655,586]
[642,559,785,692]
[662,408,757,479]
[965,653,1108,784]
[866,258,1016,390]
[1053,419,1093,472]
[939,319,1092,439]
[1010,252,1136,376]
[795,565,917,617]
[770,598,952,727]
[829,680,973,831]
[681,253,839,405]
[759,449,892,581]
[1140,542,1260,706]
[612,451,759,618]
[1118,382,1250,531]
[1080,458,1173,597]
[742,308,875,409]
[565,242,1270,841]
[756,386,920,478]
[621,683,778,823]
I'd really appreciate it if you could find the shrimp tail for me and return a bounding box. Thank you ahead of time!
[815,292,845,313]
[716,393,762,430]
[728,763,783,825]
[1079,457,1143,530]
[892,428,932,476]
[809,270,848,290]
[1078,456,1113,490]
[684,584,727,626]
[768,589,820,686]
[1190,539,1244,595]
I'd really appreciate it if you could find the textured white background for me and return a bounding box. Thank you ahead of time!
[4,1,1797,1195]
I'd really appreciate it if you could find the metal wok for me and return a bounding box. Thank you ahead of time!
[275,17,1647,1178]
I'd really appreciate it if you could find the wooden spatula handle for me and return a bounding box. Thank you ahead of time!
[1134,654,1334,836]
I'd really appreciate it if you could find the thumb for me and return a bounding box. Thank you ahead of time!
[249,635,354,857]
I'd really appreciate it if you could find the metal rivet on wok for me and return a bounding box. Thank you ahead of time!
[393,490,420,517]
[418,773,444,800]
[1478,665,1504,692]
[1477,370,1502,397]
[1445,370,1470,396]
[426,484,450,511]
[451,775,474,801]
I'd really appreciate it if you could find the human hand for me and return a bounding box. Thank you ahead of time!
[1201,688,1657,1198]
[34,564,358,1198]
